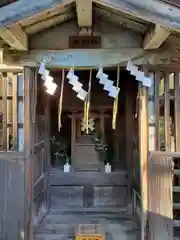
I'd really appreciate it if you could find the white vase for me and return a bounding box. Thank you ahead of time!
[105,163,111,173]
[64,162,70,172]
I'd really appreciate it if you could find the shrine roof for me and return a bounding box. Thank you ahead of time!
[0,0,180,31]
[0,0,180,55]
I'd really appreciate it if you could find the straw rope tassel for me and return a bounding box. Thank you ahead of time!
[58,69,65,131]
[112,65,120,130]
[85,69,92,134]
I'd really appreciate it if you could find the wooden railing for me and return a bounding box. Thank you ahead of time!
[147,151,174,240]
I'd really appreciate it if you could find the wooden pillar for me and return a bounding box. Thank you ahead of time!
[174,72,180,151]
[148,72,156,151]
[125,85,133,168]
[45,94,51,209]
[154,72,160,150]
[71,114,76,169]
[139,83,148,240]
[100,110,104,133]
[125,80,134,206]
[23,67,33,240]
[17,73,24,151]
[2,72,8,149]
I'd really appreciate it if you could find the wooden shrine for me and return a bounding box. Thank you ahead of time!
[0,0,180,240]
[68,111,110,172]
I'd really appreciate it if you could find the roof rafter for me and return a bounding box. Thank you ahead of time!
[0,0,74,28]
[94,0,180,31]
[143,24,171,50]
[0,23,28,50]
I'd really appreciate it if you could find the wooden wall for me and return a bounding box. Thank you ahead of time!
[138,68,180,239]
[0,153,26,240]
[148,152,173,240]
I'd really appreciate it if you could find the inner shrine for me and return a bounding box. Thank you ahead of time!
[48,68,137,173]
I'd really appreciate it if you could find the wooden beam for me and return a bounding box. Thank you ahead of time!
[143,24,171,50]
[0,0,74,27]
[2,48,179,68]
[0,24,28,50]
[94,0,180,31]
[76,0,92,27]
[0,64,23,72]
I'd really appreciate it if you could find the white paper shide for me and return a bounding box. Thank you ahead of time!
[66,69,88,101]
[38,62,57,95]
[96,68,120,98]
[126,60,152,88]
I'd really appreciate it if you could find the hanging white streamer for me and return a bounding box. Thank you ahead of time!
[38,61,57,95]
[66,69,88,101]
[96,67,120,99]
[126,60,152,88]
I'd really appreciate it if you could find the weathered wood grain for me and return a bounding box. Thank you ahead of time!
[94,0,180,31]
[0,23,28,50]
[143,24,171,50]
[138,82,148,239]
[0,0,74,27]
[76,0,92,27]
[0,153,25,240]
[29,20,142,50]
[148,151,173,240]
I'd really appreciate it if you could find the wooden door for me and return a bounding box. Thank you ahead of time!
[24,67,50,236]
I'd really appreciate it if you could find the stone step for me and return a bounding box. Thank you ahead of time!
[173,186,180,192]
[35,233,73,240]
[50,206,129,213]
[174,203,180,209]
[34,212,140,240]
[36,222,75,235]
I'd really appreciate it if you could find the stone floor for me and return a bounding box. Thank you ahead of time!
[35,211,140,240]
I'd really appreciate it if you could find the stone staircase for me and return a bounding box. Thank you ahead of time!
[34,211,140,240]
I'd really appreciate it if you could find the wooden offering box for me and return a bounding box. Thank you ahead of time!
[76,224,104,240]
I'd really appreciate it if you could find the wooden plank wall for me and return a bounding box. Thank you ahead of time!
[0,153,25,240]
[0,70,25,240]
[138,69,180,239]
[148,151,173,240]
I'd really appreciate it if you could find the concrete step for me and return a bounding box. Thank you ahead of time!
[173,186,180,192]
[174,220,180,227]
[174,203,180,209]
[45,211,134,223]
[35,233,73,240]
[174,170,180,175]
[36,222,75,235]
[34,212,140,240]
[50,206,129,213]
